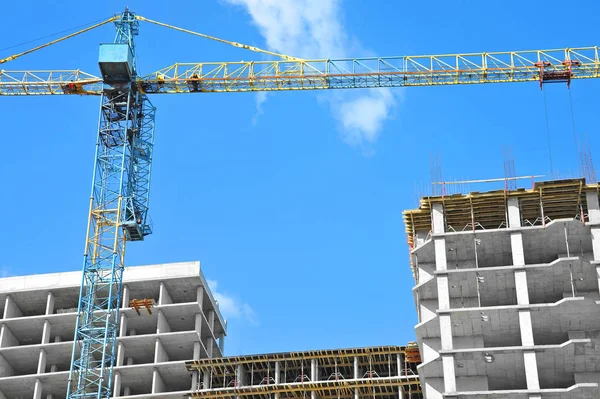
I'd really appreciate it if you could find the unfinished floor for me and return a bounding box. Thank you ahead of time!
[0,261,226,399]
[404,178,600,399]
[185,345,422,399]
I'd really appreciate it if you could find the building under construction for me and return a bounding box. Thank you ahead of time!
[404,178,600,398]
[185,345,422,399]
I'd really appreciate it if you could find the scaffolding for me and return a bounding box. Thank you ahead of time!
[186,345,422,399]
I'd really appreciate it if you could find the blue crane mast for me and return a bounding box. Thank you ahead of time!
[66,9,155,399]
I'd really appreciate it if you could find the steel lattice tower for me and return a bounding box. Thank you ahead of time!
[67,9,155,399]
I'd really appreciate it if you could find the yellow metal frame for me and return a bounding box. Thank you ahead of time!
[2,46,600,95]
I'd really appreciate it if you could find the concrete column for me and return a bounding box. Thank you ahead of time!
[123,386,131,396]
[126,357,134,366]
[37,349,47,374]
[519,310,534,346]
[191,370,200,391]
[205,337,213,357]
[515,270,529,305]
[41,320,51,344]
[152,369,165,393]
[113,371,122,397]
[310,359,318,381]
[49,365,58,373]
[119,313,128,337]
[195,314,203,336]
[45,395,53,399]
[203,368,211,389]
[156,310,171,334]
[193,341,202,360]
[588,192,600,286]
[274,361,281,399]
[116,342,125,366]
[524,351,540,389]
[442,355,456,392]
[33,379,42,399]
[197,286,204,309]
[353,356,359,379]
[0,325,18,347]
[237,364,247,386]
[432,203,456,395]
[3,296,22,319]
[154,338,169,363]
[218,333,225,354]
[121,284,130,309]
[208,310,215,332]
[586,192,600,224]
[439,315,453,350]
[509,198,539,390]
[159,282,173,305]
[45,292,54,315]
[54,335,61,343]
[432,203,445,234]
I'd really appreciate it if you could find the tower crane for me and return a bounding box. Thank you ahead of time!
[1,8,599,399]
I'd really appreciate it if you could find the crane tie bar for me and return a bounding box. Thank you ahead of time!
[134,15,304,62]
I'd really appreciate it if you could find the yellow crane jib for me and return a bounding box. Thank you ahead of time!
[2,47,600,96]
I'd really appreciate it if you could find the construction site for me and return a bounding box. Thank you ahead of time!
[1,4,600,399]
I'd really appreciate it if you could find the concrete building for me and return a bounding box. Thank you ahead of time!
[0,261,226,399]
[404,178,600,398]
[185,345,422,399]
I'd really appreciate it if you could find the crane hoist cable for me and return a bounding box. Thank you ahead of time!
[541,87,554,176]
[0,17,117,64]
[135,15,304,61]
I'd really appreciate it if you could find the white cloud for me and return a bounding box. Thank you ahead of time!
[224,0,399,146]
[252,91,268,125]
[207,279,257,324]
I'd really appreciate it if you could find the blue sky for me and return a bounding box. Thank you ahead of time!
[1,0,600,355]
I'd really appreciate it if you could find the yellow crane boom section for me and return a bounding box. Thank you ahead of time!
[1,47,599,96]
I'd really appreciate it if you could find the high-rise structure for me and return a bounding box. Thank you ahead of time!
[0,261,225,399]
[404,178,600,398]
